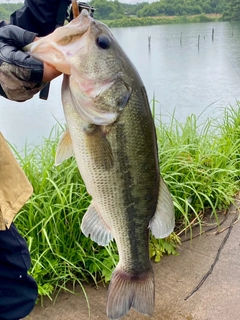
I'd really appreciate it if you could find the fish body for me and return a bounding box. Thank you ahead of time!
[26,10,175,319]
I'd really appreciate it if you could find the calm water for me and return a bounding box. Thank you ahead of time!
[1,21,240,149]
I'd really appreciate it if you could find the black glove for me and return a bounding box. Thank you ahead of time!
[0,25,46,102]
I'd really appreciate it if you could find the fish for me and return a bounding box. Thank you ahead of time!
[25,9,175,319]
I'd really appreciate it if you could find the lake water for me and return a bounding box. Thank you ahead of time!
[1,21,240,150]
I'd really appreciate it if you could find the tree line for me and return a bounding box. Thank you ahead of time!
[89,0,240,21]
[0,0,239,23]
[89,0,228,20]
[222,0,240,20]
[0,3,22,21]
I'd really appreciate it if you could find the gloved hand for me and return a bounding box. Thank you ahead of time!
[0,25,46,102]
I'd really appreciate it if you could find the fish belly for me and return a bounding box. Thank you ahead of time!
[64,93,158,319]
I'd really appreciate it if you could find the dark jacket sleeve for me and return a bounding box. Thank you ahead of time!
[10,0,70,36]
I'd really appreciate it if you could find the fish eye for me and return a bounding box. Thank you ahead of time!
[96,35,111,49]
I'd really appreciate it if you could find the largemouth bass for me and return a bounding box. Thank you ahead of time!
[26,10,175,319]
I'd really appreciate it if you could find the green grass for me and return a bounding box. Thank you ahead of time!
[155,109,240,233]
[12,103,240,298]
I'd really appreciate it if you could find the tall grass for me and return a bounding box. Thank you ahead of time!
[155,104,240,233]
[12,103,240,298]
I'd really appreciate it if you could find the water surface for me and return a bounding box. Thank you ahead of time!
[1,21,240,149]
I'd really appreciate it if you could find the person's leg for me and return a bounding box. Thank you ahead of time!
[0,223,38,320]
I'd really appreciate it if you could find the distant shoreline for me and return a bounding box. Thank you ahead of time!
[104,14,223,28]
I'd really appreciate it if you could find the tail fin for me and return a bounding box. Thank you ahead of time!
[106,265,155,319]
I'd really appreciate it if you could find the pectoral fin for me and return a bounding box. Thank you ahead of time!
[55,129,74,166]
[81,202,113,246]
[149,176,175,238]
[84,124,114,170]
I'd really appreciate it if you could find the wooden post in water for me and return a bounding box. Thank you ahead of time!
[212,28,214,41]
[180,32,182,46]
[198,34,200,50]
[148,36,151,49]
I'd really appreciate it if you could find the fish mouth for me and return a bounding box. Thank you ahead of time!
[78,8,93,23]
[23,9,93,74]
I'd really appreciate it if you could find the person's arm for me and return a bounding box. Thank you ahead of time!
[0,0,71,101]
[33,34,62,83]
[42,63,62,83]
[0,25,61,101]
[8,0,70,99]
[10,0,71,36]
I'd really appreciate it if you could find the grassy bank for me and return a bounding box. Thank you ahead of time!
[13,103,240,299]
[104,13,222,28]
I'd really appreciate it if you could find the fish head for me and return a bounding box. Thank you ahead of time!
[24,9,91,75]
[26,9,133,125]
[64,9,133,125]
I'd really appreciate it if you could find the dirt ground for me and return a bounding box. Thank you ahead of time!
[24,202,240,320]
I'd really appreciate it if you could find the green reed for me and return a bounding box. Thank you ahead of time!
[155,104,240,234]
